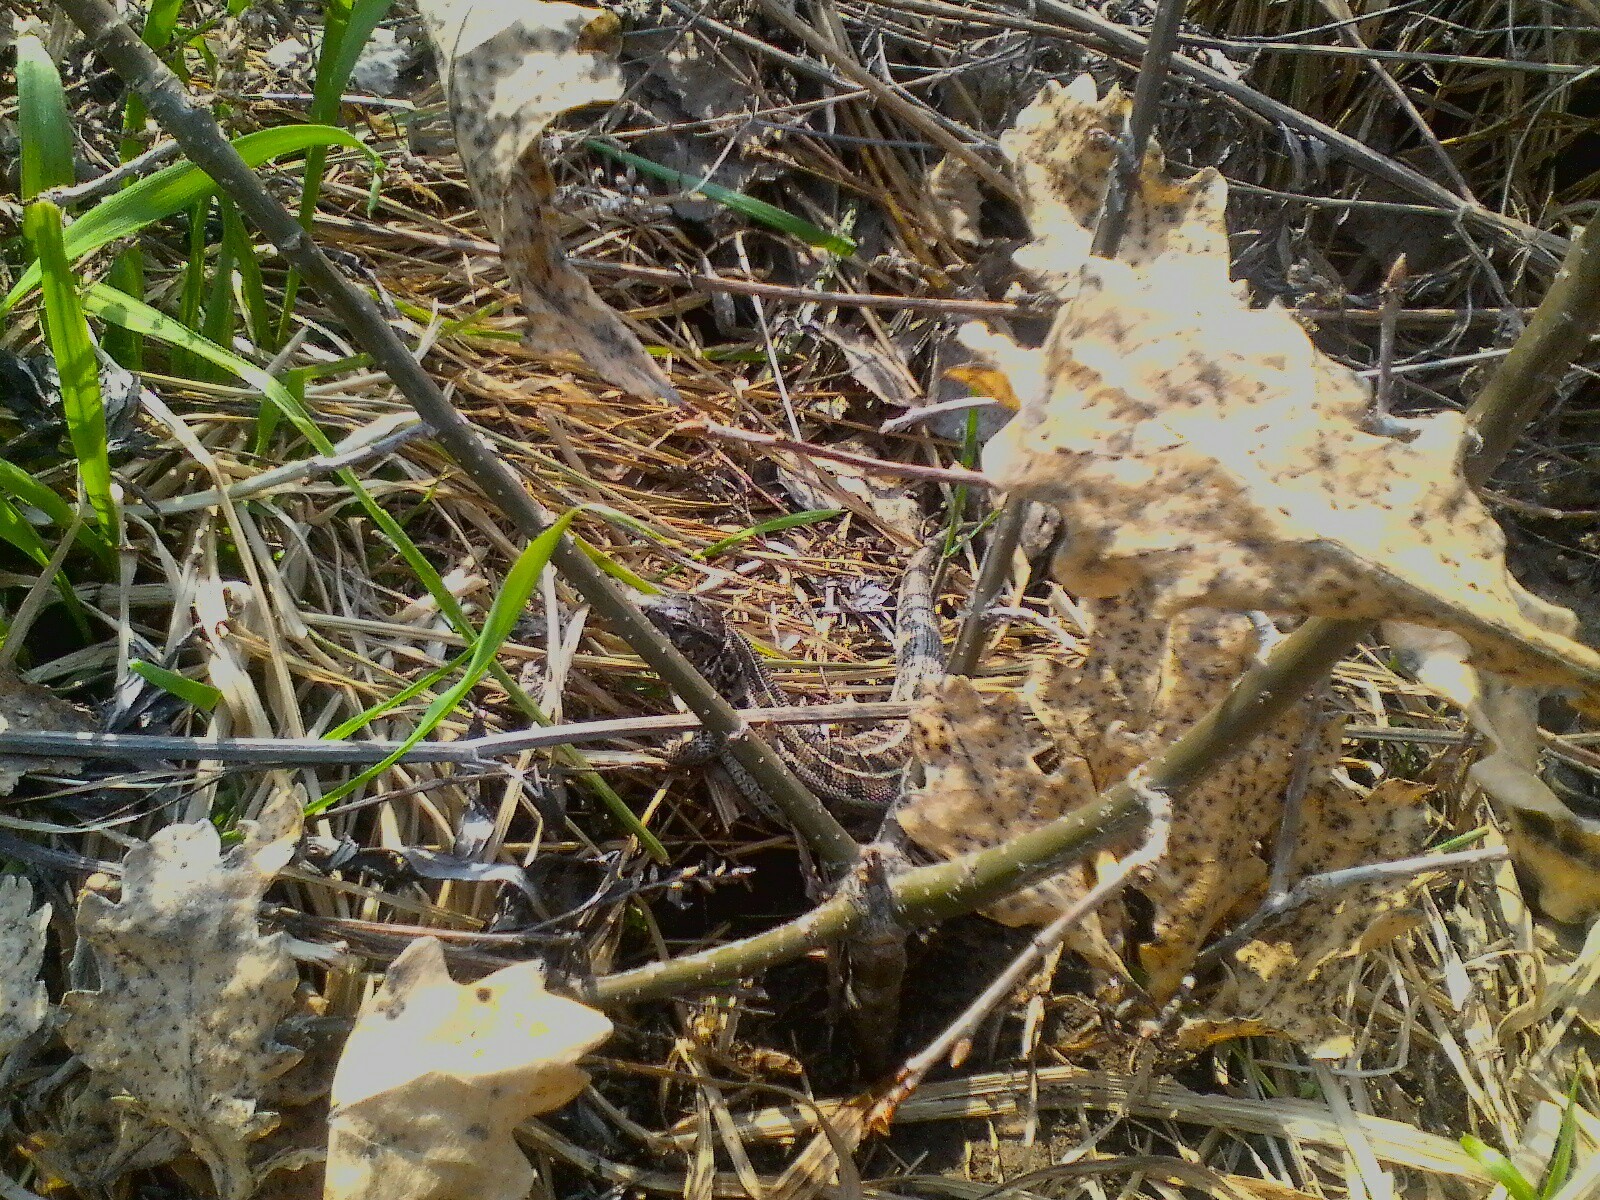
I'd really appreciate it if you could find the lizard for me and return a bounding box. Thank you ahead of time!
[639,537,945,821]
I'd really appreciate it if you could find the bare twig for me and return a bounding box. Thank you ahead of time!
[50,0,861,875]
[1194,846,1508,973]
[38,138,183,207]
[874,768,1173,1120]
[682,420,991,486]
[0,701,917,765]
[1466,215,1600,479]
[751,0,1014,197]
[948,0,1186,678]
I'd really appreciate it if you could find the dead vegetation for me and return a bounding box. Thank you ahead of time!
[4,0,1600,1197]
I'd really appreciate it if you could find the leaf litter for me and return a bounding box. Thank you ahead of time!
[5,0,1600,1198]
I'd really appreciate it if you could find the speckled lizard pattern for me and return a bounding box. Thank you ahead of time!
[641,540,944,820]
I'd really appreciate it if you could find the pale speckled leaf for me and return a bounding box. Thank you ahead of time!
[59,791,303,1200]
[1189,779,1433,1058]
[416,0,680,403]
[964,76,1599,699]
[902,598,1324,999]
[326,936,612,1200]
[899,74,1474,1022]
[0,875,50,1059]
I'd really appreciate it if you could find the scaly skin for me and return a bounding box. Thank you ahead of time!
[641,539,944,819]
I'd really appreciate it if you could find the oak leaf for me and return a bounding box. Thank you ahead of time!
[417,0,680,403]
[325,936,612,1200]
[60,791,303,1200]
[0,875,49,1060]
[963,77,1599,699]
[1188,780,1432,1058]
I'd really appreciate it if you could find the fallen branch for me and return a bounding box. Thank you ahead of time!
[53,0,861,876]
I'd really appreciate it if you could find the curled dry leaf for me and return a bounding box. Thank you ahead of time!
[326,936,613,1200]
[60,791,304,1200]
[965,77,1600,700]
[416,0,680,403]
[0,665,97,795]
[1387,621,1600,921]
[0,875,49,1060]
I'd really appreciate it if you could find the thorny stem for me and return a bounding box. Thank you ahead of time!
[947,0,1186,677]
[50,0,861,876]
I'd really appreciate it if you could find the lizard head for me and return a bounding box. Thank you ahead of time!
[636,592,753,700]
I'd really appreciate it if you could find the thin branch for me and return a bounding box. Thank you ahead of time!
[751,0,1014,197]
[876,768,1174,1118]
[948,0,1185,678]
[1466,214,1600,479]
[682,420,991,486]
[50,0,861,876]
[0,701,916,765]
[1193,846,1508,972]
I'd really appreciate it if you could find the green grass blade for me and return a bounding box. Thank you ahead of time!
[225,200,272,350]
[0,496,57,569]
[199,198,239,378]
[120,0,185,160]
[696,509,843,560]
[322,0,396,119]
[312,509,582,810]
[0,458,115,568]
[324,652,469,742]
[1540,1067,1584,1200]
[15,35,76,199]
[3,126,376,314]
[84,283,313,428]
[86,285,662,855]
[0,497,87,633]
[274,0,394,347]
[1461,1137,1539,1200]
[129,659,222,711]
[585,138,857,256]
[573,535,658,592]
[24,202,117,538]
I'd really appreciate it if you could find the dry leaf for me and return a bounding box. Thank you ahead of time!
[900,674,1102,929]
[0,875,49,1059]
[0,665,96,794]
[1387,620,1600,922]
[325,936,612,1200]
[60,791,304,1200]
[22,1075,187,1194]
[969,77,1599,699]
[898,75,1466,1020]
[417,0,679,403]
[999,76,1231,298]
[1189,779,1432,1057]
[902,599,1323,999]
